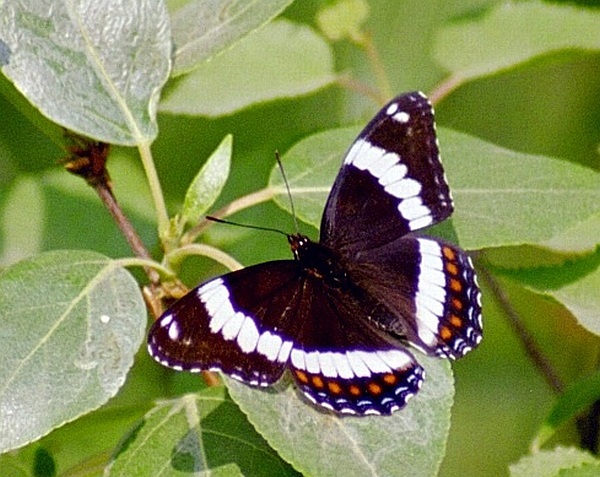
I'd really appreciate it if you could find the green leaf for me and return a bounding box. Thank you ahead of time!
[433,2,600,82]
[532,372,600,451]
[549,262,600,336]
[270,126,600,251]
[541,212,600,254]
[227,355,453,477]
[105,389,299,476]
[160,20,336,117]
[509,447,598,477]
[181,135,232,227]
[0,250,146,452]
[0,0,171,145]
[484,246,599,336]
[440,129,600,250]
[269,125,359,229]
[170,0,293,76]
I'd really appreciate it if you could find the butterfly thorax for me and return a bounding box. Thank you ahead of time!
[288,234,348,289]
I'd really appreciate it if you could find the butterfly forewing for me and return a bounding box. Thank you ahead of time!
[148,261,305,385]
[321,92,452,251]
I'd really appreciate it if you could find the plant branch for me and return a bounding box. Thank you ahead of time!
[474,252,565,394]
[63,138,160,285]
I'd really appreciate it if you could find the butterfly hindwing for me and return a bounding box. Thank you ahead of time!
[343,236,482,359]
[321,92,452,251]
[285,275,424,414]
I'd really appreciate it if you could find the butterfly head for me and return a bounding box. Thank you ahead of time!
[288,234,348,289]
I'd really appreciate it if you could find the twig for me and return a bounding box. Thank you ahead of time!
[474,252,565,394]
[63,136,160,286]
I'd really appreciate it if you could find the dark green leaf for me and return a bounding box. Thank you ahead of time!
[105,388,299,476]
[533,372,600,450]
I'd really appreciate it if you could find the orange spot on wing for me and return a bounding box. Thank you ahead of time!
[328,381,342,394]
[446,262,459,275]
[450,278,462,292]
[383,373,397,385]
[440,326,452,340]
[367,382,383,395]
[349,385,361,396]
[312,376,324,388]
[450,314,463,328]
[442,246,456,260]
[452,298,463,310]
[295,370,309,383]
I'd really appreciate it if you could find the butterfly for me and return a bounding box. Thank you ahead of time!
[148,92,482,416]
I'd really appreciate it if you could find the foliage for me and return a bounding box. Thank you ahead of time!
[0,0,599,476]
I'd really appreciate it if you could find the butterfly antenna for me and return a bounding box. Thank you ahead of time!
[275,151,300,234]
[206,216,289,237]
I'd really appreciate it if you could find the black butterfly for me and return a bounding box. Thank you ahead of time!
[148,92,482,416]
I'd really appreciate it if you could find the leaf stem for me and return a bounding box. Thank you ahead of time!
[167,243,244,272]
[361,31,392,102]
[94,180,161,285]
[429,74,465,106]
[63,137,162,285]
[113,257,174,278]
[138,140,170,238]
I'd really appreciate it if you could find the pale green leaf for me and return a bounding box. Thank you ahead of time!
[541,212,600,254]
[270,126,600,251]
[181,135,232,227]
[160,20,335,117]
[269,125,358,228]
[227,355,453,477]
[0,251,146,452]
[434,2,600,81]
[0,176,45,266]
[105,389,299,476]
[549,264,600,336]
[509,447,597,477]
[170,0,293,76]
[441,129,600,250]
[0,0,171,145]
